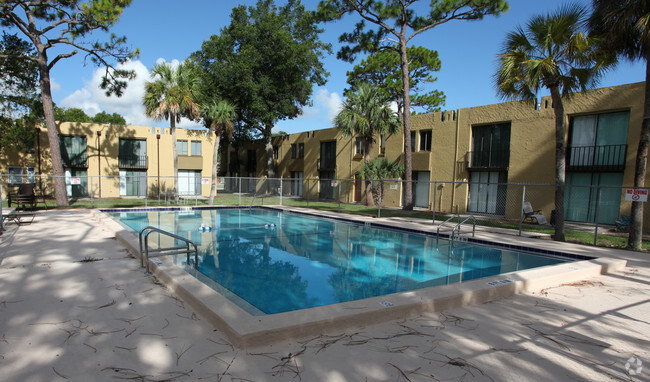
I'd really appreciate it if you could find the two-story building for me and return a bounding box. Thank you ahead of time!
[2,122,216,199]
[224,82,645,227]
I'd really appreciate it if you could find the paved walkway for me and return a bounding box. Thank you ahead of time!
[0,210,648,381]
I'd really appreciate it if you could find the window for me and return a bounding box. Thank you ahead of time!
[273,146,279,160]
[177,140,188,155]
[320,141,336,170]
[8,167,22,184]
[298,143,304,158]
[26,167,35,183]
[291,143,297,159]
[191,141,202,156]
[410,131,416,152]
[59,135,87,167]
[247,149,257,172]
[119,139,147,167]
[380,135,386,155]
[568,111,629,169]
[419,130,432,151]
[355,137,364,156]
[470,123,511,168]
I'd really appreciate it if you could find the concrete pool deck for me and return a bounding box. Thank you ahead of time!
[0,209,648,381]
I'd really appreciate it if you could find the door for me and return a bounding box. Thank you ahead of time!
[468,171,507,215]
[319,171,335,200]
[291,171,303,196]
[64,169,88,197]
[120,170,147,196]
[565,172,623,224]
[179,170,201,195]
[413,171,430,208]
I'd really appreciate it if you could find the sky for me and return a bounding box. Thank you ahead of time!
[34,0,646,134]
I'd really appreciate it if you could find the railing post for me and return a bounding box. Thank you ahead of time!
[280,176,283,206]
[306,179,310,207]
[519,185,526,236]
[338,179,342,213]
[238,177,242,206]
[432,181,437,224]
[90,175,94,209]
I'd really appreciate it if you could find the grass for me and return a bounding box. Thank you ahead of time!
[3,193,648,251]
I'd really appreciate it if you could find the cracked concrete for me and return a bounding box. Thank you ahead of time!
[0,209,648,381]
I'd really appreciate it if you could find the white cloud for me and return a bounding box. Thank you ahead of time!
[60,59,201,129]
[315,89,342,121]
[50,78,61,92]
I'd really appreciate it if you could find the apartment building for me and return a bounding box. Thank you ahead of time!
[225,82,645,226]
[1,122,216,198]
[1,82,644,227]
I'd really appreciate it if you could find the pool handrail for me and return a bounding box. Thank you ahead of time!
[139,226,198,274]
[436,214,476,247]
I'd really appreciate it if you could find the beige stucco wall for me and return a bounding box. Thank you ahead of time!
[228,81,646,227]
[1,122,216,198]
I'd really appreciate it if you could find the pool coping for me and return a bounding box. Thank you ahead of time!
[93,206,627,349]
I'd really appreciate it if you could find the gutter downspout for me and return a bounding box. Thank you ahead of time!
[451,109,460,214]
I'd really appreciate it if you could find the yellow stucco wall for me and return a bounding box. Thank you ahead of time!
[227,82,646,226]
[1,122,216,198]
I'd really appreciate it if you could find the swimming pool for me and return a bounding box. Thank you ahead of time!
[107,207,570,315]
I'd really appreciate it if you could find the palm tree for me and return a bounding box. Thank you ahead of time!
[495,3,610,241]
[143,61,199,199]
[357,158,404,206]
[590,0,650,250]
[201,99,237,205]
[334,84,400,206]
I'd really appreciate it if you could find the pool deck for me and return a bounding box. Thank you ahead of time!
[1,208,648,381]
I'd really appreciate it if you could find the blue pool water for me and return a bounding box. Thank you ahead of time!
[108,208,570,315]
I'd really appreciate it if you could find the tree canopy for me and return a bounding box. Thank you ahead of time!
[346,46,445,115]
[0,31,39,154]
[0,0,138,206]
[54,107,126,124]
[589,0,650,249]
[317,0,508,209]
[192,0,330,177]
[495,3,610,241]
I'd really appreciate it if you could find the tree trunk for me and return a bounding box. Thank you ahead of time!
[364,137,374,207]
[628,57,650,250]
[550,85,566,242]
[265,126,275,179]
[171,117,178,203]
[37,53,68,206]
[399,37,413,210]
[209,128,221,205]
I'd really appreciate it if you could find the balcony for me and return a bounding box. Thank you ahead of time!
[568,144,627,171]
[62,152,88,168]
[317,157,336,171]
[119,154,148,169]
[467,150,509,170]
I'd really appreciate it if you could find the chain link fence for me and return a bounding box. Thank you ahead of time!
[2,174,647,244]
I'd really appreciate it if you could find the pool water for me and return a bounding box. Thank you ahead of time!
[109,208,569,315]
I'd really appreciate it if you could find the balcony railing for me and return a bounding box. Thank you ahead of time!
[468,150,509,170]
[62,152,88,168]
[318,157,336,171]
[119,154,148,169]
[568,144,627,171]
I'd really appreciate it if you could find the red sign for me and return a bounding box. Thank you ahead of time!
[625,189,648,202]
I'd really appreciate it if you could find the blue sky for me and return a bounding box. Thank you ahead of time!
[42,0,644,134]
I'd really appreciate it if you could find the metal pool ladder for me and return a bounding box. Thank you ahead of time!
[436,215,476,247]
[139,226,198,273]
